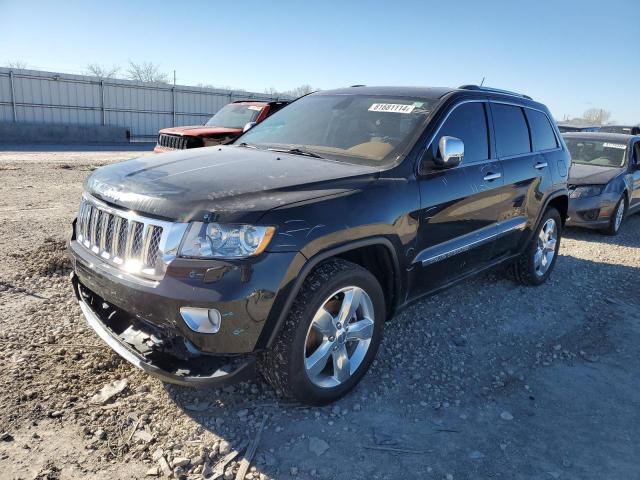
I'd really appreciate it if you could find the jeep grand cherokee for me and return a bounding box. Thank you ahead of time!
[69,85,569,404]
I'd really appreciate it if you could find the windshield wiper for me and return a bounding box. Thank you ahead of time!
[267,147,324,159]
[236,142,259,149]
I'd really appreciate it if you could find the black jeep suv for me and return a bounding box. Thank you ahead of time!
[69,85,569,404]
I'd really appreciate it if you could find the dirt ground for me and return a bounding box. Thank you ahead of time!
[1,145,639,480]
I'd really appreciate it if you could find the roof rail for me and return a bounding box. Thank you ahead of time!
[350,84,366,87]
[458,84,532,100]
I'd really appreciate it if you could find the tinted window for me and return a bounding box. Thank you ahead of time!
[430,102,489,163]
[634,143,640,165]
[492,104,531,157]
[525,109,557,151]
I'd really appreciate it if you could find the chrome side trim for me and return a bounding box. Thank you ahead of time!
[483,172,502,181]
[414,216,528,266]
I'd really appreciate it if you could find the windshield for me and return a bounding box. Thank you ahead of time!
[565,138,627,167]
[236,94,435,165]
[205,104,262,128]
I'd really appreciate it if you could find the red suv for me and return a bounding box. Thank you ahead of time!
[154,100,289,153]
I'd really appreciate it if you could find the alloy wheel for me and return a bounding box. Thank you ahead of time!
[534,218,558,277]
[614,200,625,232]
[303,286,375,388]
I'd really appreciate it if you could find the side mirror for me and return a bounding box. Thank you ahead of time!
[435,136,464,168]
[243,122,257,133]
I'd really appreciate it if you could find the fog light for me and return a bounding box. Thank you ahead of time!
[579,208,600,221]
[180,307,221,334]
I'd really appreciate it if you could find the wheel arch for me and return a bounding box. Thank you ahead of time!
[547,193,568,225]
[256,237,402,350]
[521,190,568,251]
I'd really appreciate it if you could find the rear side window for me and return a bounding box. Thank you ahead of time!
[525,109,558,151]
[492,104,531,157]
[431,102,489,163]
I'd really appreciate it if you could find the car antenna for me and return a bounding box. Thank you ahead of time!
[480,76,485,86]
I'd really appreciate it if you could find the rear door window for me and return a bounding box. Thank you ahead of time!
[430,102,489,163]
[525,109,558,151]
[492,104,531,157]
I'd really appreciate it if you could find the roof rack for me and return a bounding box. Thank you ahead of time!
[458,85,532,100]
[350,84,366,87]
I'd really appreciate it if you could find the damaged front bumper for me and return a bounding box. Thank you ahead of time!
[566,193,618,229]
[71,273,255,387]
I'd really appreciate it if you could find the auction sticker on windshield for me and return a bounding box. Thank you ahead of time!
[603,143,627,150]
[369,103,415,113]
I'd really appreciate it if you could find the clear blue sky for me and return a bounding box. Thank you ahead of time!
[1,0,638,123]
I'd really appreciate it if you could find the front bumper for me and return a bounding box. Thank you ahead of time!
[153,145,183,154]
[69,239,301,354]
[72,273,254,386]
[566,193,618,229]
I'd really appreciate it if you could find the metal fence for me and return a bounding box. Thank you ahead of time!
[0,67,287,140]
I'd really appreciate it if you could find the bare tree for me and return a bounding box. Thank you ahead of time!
[85,63,120,79]
[564,108,613,126]
[4,60,27,69]
[581,108,611,125]
[286,84,316,97]
[126,60,168,83]
[264,84,317,98]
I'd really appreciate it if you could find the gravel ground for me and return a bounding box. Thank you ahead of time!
[1,146,639,480]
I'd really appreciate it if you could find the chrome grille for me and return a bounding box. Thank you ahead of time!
[74,194,187,281]
[158,133,187,149]
[145,226,163,267]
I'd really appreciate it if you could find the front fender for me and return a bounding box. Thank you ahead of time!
[254,236,403,350]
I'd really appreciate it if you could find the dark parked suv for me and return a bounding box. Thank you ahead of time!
[69,85,569,404]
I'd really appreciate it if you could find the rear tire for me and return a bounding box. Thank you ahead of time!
[258,259,385,405]
[602,195,626,236]
[511,207,562,286]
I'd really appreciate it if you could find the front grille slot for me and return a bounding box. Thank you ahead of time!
[145,226,163,267]
[75,196,175,279]
[158,133,189,149]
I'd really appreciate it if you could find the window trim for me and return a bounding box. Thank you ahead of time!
[523,107,559,153]
[415,97,563,174]
[489,102,533,159]
[418,99,493,170]
[631,141,640,168]
[489,99,562,157]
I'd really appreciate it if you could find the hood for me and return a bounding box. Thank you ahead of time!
[159,126,243,137]
[568,163,625,186]
[85,146,380,223]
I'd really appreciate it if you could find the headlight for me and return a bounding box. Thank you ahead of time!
[570,185,603,198]
[179,223,275,259]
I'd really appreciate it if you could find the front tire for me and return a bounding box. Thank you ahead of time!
[258,259,385,405]
[603,195,626,236]
[512,207,562,286]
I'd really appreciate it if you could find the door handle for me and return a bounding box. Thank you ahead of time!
[534,162,548,170]
[483,172,501,181]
